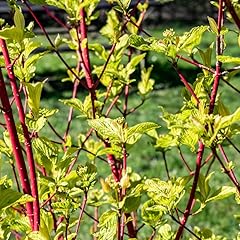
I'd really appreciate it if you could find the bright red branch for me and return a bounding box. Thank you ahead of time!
[0,39,40,230]
[0,69,34,228]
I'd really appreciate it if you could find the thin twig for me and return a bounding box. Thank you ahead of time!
[171,215,202,240]
[221,78,240,94]
[212,148,240,192]
[226,137,240,154]
[162,151,170,179]
[178,147,192,173]
[74,192,88,239]
[173,66,200,106]
[224,0,240,29]
[175,141,205,239]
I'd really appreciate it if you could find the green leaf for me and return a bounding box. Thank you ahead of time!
[60,96,96,118]
[141,199,164,226]
[178,26,208,54]
[39,108,59,118]
[0,26,24,42]
[7,215,31,234]
[155,224,175,240]
[24,81,44,117]
[198,43,214,72]
[0,189,23,210]
[197,173,214,202]
[58,171,79,189]
[117,0,131,10]
[29,0,46,3]
[89,43,107,60]
[0,139,12,157]
[210,107,240,145]
[94,210,117,240]
[76,162,97,190]
[14,7,25,30]
[97,145,122,159]
[145,178,185,212]
[125,53,146,76]
[207,16,218,34]
[138,66,155,96]
[23,52,46,79]
[32,137,58,169]
[100,9,121,43]
[26,115,46,132]
[129,34,166,53]
[60,98,85,113]
[23,40,42,59]
[88,117,126,143]
[155,134,178,150]
[121,184,143,213]
[179,129,199,151]
[206,186,236,202]
[217,55,240,64]
[127,122,159,144]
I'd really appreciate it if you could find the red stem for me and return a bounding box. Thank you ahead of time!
[42,6,69,30]
[224,0,240,29]
[94,43,117,89]
[209,0,224,114]
[0,39,40,230]
[63,79,79,141]
[218,145,240,190]
[177,55,215,74]
[74,192,88,239]
[0,69,34,228]
[79,9,93,89]
[178,147,192,174]
[174,67,200,105]
[105,143,121,182]
[78,8,96,118]
[105,95,120,117]
[66,128,93,175]
[212,148,240,191]
[123,85,129,118]
[175,141,205,239]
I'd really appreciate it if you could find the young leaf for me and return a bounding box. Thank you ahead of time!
[94,210,118,240]
[26,115,46,132]
[217,55,240,64]
[14,7,25,30]
[121,184,143,213]
[207,16,218,34]
[24,81,44,117]
[100,9,121,43]
[0,26,24,42]
[60,98,85,114]
[0,189,23,210]
[127,122,159,144]
[206,186,236,203]
[125,53,146,76]
[138,66,155,96]
[88,117,126,143]
[129,34,166,53]
[178,26,208,54]
[141,199,164,226]
[155,134,178,150]
[76,163,97,190]
[145,178,185,212]
[155,224,175,240]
